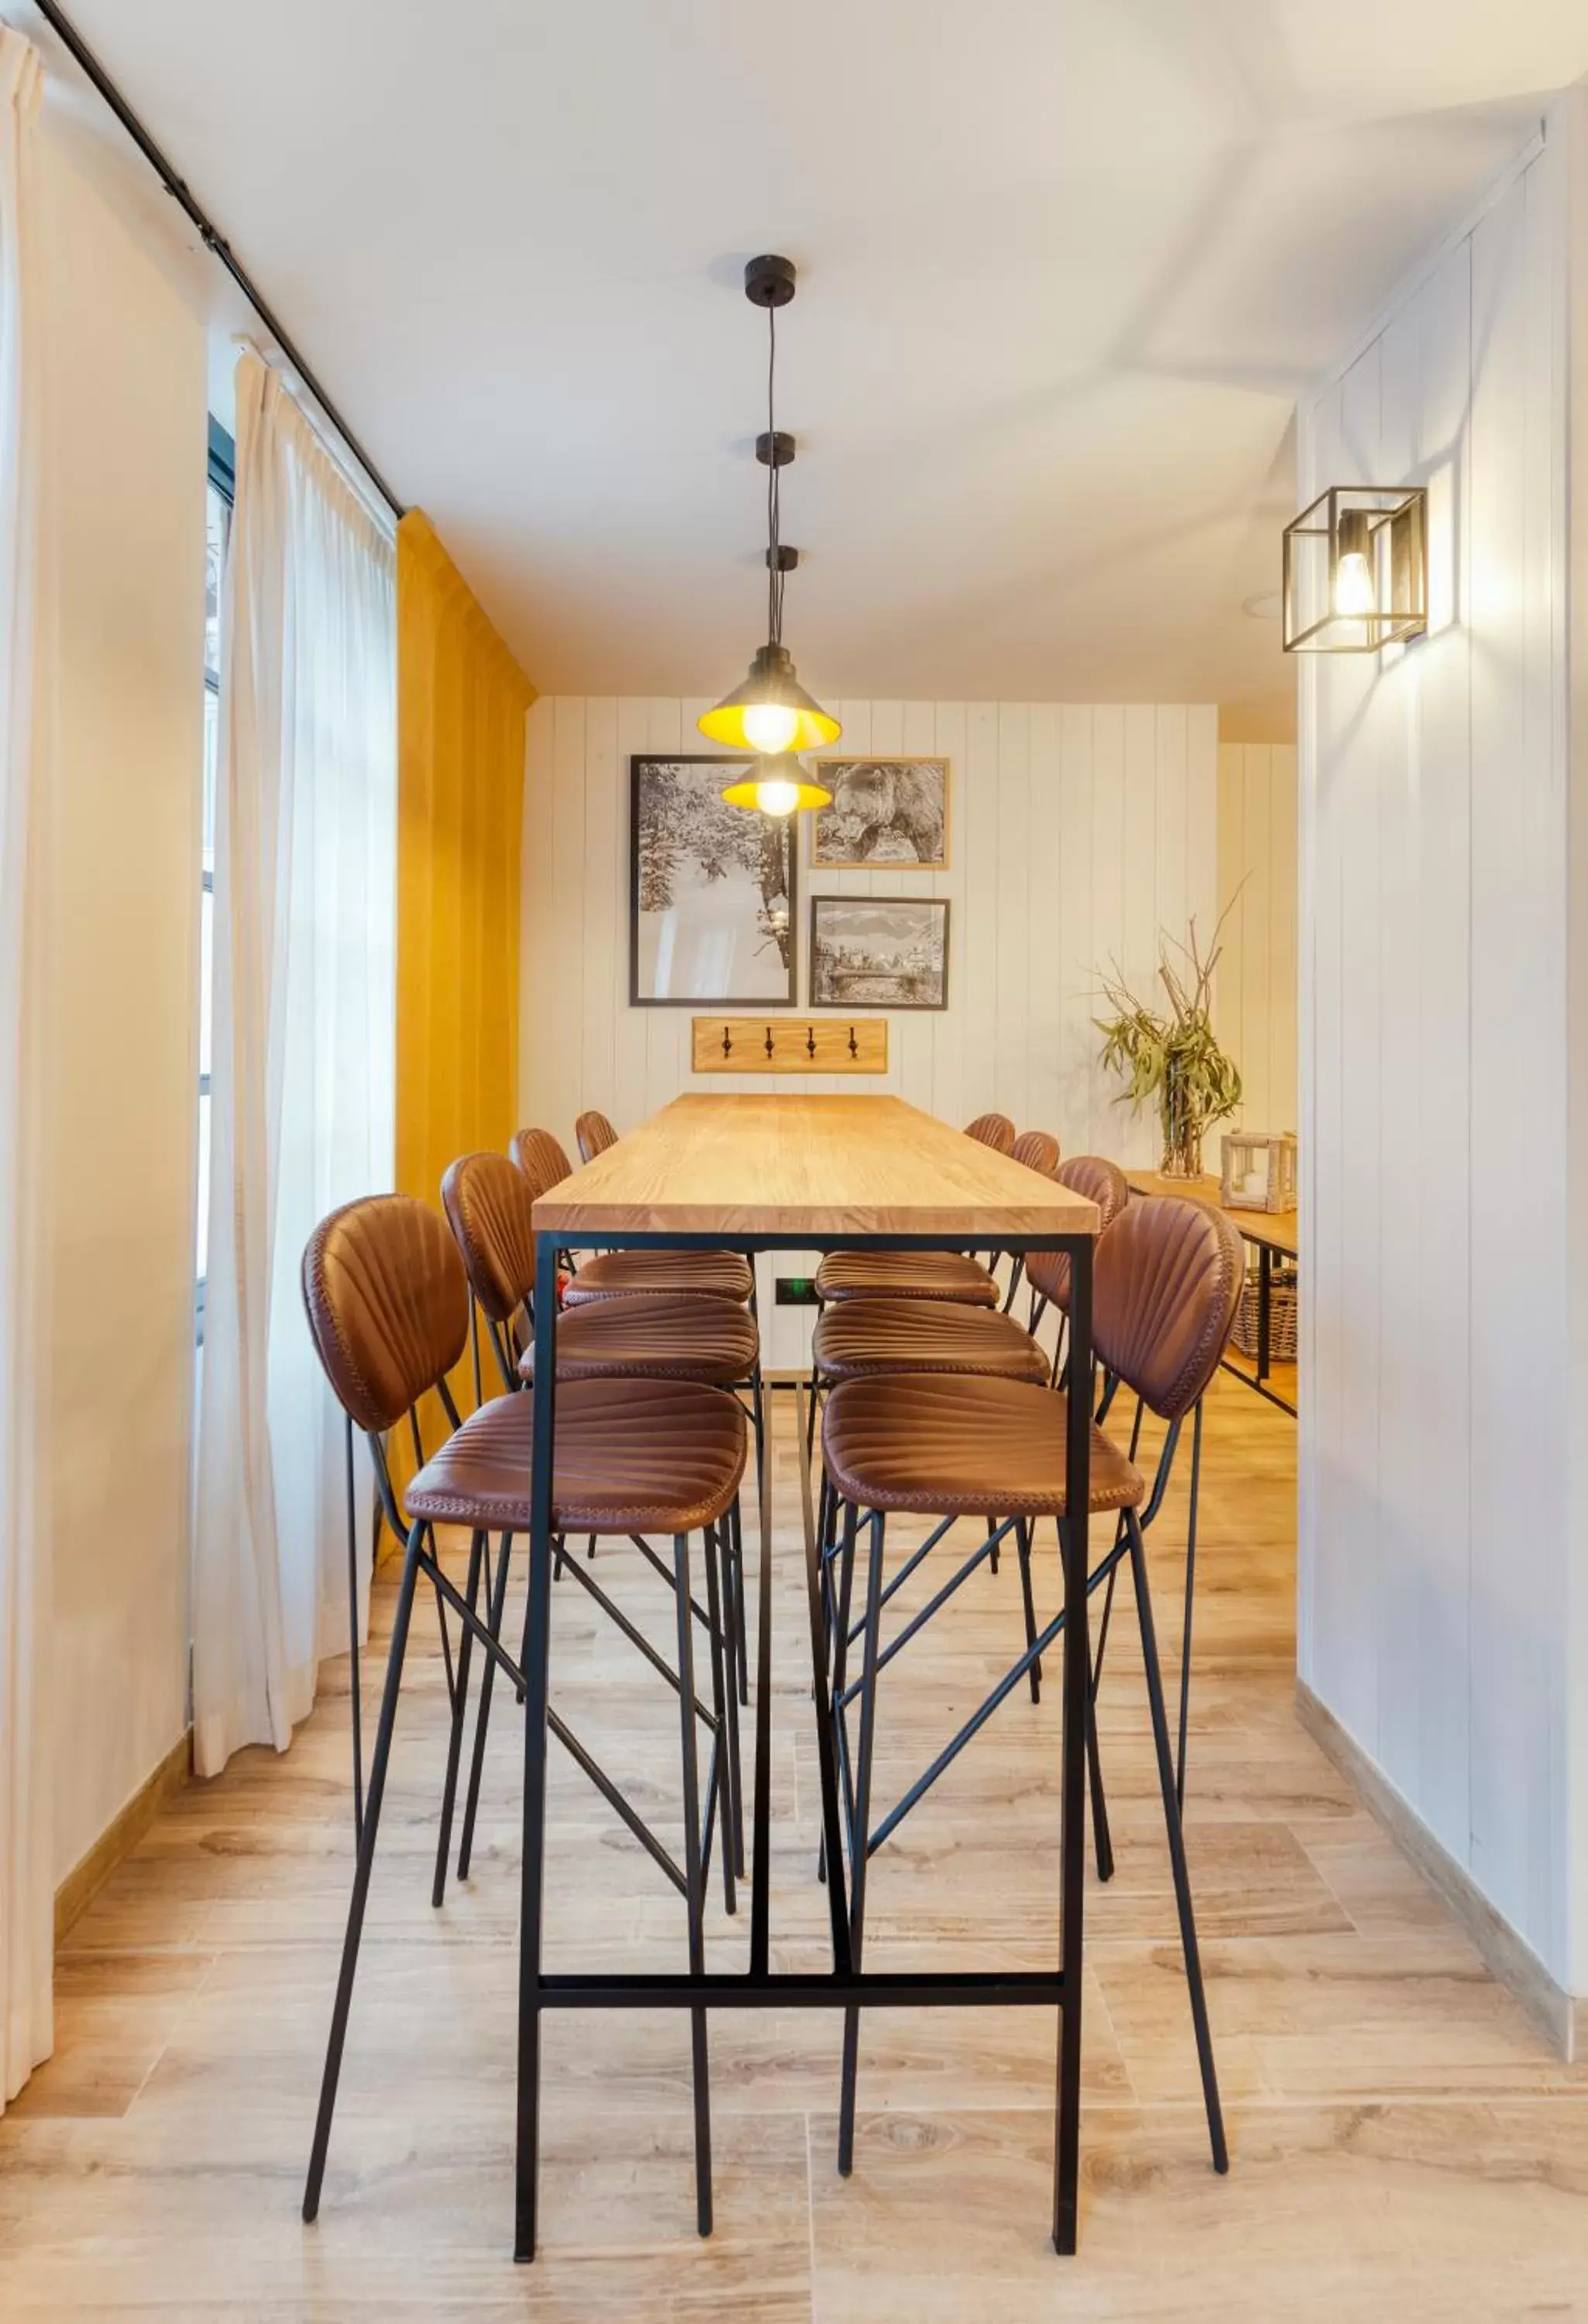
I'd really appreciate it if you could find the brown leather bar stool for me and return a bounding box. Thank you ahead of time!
[1009,1127,1059,1174]
[575,1108,620,1162]
[992,1126,1061,1299]
[1023,1155,1130,1356]
[964,1110,1016,1153]
[301,1192,744,2239]
[442,1150,757,1872]
[815,1192,1240,2183]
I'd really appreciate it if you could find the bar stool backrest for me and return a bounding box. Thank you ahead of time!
[1093,1195,1243,1424]
[442,1151,538,1324]
[1010,1128,1060,1176]
[576,1109,619,1163]
[963,1112,1016,1154]
[302,1195,469,1435]
[510,1126,573,1191]
[1024,1155,1129,1311]
[1057,1153,1129,1228]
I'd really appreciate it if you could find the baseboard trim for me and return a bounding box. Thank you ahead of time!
[54,1729,192,1946]
[1294,1679,1578,2061]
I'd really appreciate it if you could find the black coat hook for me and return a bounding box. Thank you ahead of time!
[721,1024,733,1057]
[848,1024,859,1058]
[806,1023,817,1057]
[764,1025,775,1058]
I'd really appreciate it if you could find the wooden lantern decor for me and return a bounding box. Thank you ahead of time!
[1219,1131,1297,1215]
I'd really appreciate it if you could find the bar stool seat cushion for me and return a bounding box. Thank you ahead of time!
[812,1298,1048,1385]
[405,1377,747,1534]
[813,1250,999,1307]
[562,1250,754,1305]
[821,1375,1143,1518]
[519,1294,758,1386]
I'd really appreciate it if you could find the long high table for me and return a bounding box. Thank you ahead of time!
[523,1094,1101,2258]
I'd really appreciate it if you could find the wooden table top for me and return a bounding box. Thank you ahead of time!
[533,1094,1102,1239]
[1125,1167,1299,1257]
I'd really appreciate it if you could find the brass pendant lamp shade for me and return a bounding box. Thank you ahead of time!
[699,644,841,755]
[719,751,833,819]
[706,255,840,799]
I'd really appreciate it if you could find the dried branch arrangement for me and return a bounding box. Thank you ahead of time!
[1095,913,1243,1178]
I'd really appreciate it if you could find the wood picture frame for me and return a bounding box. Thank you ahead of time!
[629,755,799,1008]
[809,894,950,1011]
[810,757,951,871]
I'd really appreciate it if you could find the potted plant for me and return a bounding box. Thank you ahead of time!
[1095,916,1242,1178]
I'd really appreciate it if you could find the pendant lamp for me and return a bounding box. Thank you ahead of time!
[703,254,838,810]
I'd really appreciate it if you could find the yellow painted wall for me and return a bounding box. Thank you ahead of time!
[395,511,534,1462]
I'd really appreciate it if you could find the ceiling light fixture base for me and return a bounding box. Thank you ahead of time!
[766,545,799,571]
[756,430,795,468]
[744,253,796,308]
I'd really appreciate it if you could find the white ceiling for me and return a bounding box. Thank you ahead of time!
[19,2,1588,733]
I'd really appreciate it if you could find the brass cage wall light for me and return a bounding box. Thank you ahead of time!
[1281,485,1428,653]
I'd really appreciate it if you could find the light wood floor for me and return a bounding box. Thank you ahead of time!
[7,1378,1588,2319]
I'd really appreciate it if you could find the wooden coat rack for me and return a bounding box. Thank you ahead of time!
[689,1016,889,1075]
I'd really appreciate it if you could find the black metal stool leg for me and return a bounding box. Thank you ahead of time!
[804,1357,822,1457]
[1176,1400,1205,1807]
[722,1504,747,1874]
[702,1521,737,1917]
[1126,1507,1226,2172]
[458,1530,514,1880]
[344,1415,365,1841]
[672,1531,713,2234]
[730,1490,750,1708]
[1087,1551,1118,1882]
[432,1528,486,1908]
[837,1508,886,2175]
[304,1521,424,2221]
[1016,1515,1041,1702]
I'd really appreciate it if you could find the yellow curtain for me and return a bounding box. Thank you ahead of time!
[393,510,534,1492]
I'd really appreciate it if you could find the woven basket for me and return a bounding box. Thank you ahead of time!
[1231,1267,1298,1362]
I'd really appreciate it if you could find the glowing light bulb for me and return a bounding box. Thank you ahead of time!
[754,777,800,816]
[1334,550,1376,616]
[741,702,801,754]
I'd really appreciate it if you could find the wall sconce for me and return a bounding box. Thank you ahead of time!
[1281,486,1427,653]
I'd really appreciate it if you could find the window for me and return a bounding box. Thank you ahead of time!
[198,415,234,1339]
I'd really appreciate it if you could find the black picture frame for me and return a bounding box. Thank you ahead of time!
[808,894,951,1012]
[628,755,799,1008]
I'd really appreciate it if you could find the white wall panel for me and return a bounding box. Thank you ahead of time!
[521,698,1221,1371]
[1298,121,1579,1984]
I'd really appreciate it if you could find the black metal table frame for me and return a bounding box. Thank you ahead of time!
[1218,1232,1298,1418]
[516,1222,1096,2262]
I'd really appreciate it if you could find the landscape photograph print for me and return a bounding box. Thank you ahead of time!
[629,755,797,1005]
[809,896,950,1011]
[811,756,950,869]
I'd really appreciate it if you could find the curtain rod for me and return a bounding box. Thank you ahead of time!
[29,0,407,521]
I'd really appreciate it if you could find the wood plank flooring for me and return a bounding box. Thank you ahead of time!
[5,1378,1588,2319]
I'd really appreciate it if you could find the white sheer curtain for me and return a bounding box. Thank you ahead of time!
[0,26,50,2110]
[193,349,396,1779]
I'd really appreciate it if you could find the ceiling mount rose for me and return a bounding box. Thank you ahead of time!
[700,250,838,813]
[744,252,796,308]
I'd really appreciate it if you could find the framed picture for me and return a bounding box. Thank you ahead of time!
[629,755,797,1006]
[809,895,950,1011]
[811,757,950,870]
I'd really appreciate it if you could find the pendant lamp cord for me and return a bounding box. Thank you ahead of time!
[766,304,784,645]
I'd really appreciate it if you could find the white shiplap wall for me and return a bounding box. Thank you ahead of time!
[1217,743,1298,1136]
[1298,122,1580,1987]
[520,698,1217,1366]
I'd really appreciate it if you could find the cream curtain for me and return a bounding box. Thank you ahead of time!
[0,26,50,2109]
[193,351,396,1779]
